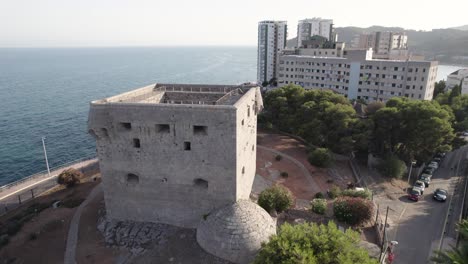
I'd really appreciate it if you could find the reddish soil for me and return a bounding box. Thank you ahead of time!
[0,177,100,264]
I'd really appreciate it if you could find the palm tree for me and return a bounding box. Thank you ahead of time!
[431,220,468,264]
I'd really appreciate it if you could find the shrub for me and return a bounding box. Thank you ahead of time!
[308,148,333,167]
[280,171,289,178]
[341,189,372,200]
[311,199,327,215]
[57,168,83,188]
[334,197,374,226]
[328,185,341,199]
[254,222,377,264]
[275,155,282,161]
[258,185,293,214]
[377,156,407,179]
[314,192,325,199]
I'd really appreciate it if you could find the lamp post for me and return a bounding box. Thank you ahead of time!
[407,161,416,184]
[42,137,51,177]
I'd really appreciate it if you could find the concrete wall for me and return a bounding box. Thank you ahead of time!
[88,88,262,228]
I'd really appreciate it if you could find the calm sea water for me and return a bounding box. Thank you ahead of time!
[0,47,256,185]
[0,48,466,186]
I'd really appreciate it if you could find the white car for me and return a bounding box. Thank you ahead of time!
[428,161,438,170]
[413,180,426,194]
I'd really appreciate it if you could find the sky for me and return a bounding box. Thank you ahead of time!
[0,0,467,47]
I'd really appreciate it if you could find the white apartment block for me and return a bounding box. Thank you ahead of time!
[446,69,468,92]
[297,18,334,47]
[278,49,438,102]
[257,20,287,85]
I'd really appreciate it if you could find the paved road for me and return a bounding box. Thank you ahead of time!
[391,147,467,264]
[0,158,97,215]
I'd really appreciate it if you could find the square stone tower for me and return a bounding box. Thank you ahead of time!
[88,83,263,228]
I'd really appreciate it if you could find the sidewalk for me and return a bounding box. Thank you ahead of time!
[0,158,98,216]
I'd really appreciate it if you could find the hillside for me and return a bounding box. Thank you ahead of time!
[451,25,468,31]
[287,26,468,65]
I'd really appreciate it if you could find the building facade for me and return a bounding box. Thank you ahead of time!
[297,18,334,47]
[446,69,468,92]
[88,83,263,228]
[278,49,438,102]
[257,20,287,85]
[351,31,408,60]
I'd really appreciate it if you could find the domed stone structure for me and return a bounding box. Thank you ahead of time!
[196,200,276,264]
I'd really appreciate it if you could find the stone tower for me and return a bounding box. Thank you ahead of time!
[88,83,263,228]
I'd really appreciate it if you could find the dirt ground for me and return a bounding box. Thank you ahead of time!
[0,177,100,264]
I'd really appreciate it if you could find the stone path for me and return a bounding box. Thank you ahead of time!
[64,184,102,264]
[257,145,321,194]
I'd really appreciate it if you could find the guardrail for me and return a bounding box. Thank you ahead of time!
[0,155,96,193]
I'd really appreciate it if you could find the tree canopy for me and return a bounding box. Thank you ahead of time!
[254,221,377,264]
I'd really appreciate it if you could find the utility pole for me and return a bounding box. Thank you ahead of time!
[42,137,51,177]
[407,161,416,184]
[380,206,390,263]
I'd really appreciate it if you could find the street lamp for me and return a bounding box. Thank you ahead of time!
[407,161,417,184]
[42,137,51,177]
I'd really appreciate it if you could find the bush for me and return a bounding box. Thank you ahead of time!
[377,156,407,179]
[328,185,341,199]
[308,148,333,167]
[311,199,327,215]
[57,168,83,188]
[334,197,374,226]
[314,192,325,199]
[280,171,289,178]
[254,222,377,264]
[341,189,372,200]
[275,155,282,161]
[258,185,293,214]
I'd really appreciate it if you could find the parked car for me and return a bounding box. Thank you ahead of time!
[433,157,442,164]
[433,188,448,202]
[428,161,439,170]
[409,188,422,201]
[423,167,436,175]
[419,174,432,187]
[435,152,446,160]
[413,180,425,194]
[463,131,468,137]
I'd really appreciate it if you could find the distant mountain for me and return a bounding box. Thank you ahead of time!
[451,25,468,31]
[286,26,468,65]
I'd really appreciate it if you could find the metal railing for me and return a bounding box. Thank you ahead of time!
[0,155,96,193]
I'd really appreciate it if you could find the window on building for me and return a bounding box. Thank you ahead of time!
[156,124,170,133]
[241,119,244,126]
[126,173,139,184]
[420,86,423,90]
[423,68,426,73]
[242,167,245,174]
[119,122,132,131]
[133,138,140,148]
[194,178,208,189]
[393,75,397,79]
[394,67,398,71]
[193,125,207,135]
[184,141,191,151]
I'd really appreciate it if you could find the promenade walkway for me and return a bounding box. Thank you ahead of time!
[0,157,97,216]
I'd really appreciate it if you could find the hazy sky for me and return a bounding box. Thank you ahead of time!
[1,0,467,47]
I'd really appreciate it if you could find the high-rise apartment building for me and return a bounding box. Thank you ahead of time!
[257,20,287,85]
[297,18,334,47]
[278,48,438,102]
[351,32,408,59]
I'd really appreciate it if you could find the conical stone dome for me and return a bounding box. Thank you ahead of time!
[196,200,276,264]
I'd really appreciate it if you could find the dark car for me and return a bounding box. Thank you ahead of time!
[435,152,446,160]
[433,189,448,202]
[423,167,436,175]
[408,188,422,201]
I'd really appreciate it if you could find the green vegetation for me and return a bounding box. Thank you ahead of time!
[311,198,327,215]
[314,192,325,199]
[333,197,373,226]
[377,156,407,179]
[432,219,468,263]
[308,148,334,167]
[57,168,83,188]
[328,185,342,199]
[341,188,372,200]
[253,222,377,264]
[257,185,293,214]
[433,80,446,99]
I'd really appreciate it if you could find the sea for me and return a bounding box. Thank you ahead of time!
[0,47,466,186]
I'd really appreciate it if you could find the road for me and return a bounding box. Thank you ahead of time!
[0,158,97,215]
[391,146,467,264]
